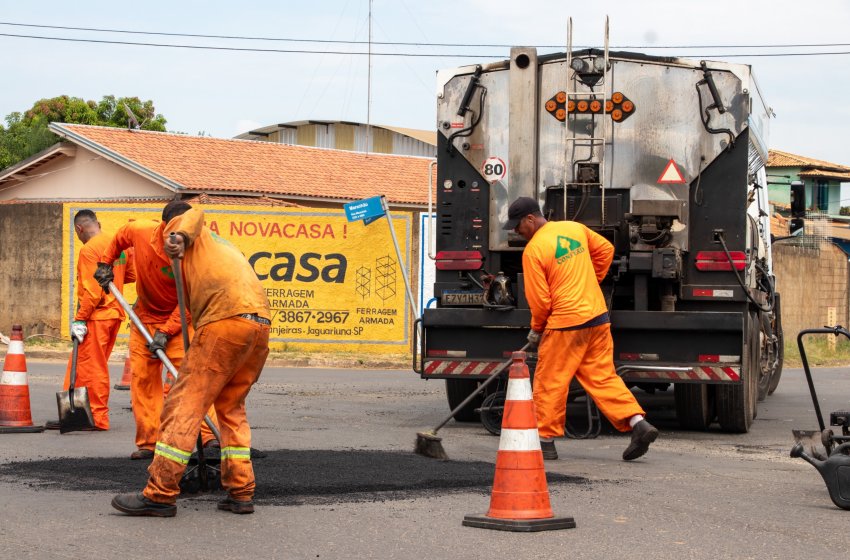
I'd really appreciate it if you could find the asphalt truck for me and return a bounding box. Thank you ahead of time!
[414,32,782,433]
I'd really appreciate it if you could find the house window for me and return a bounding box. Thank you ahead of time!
[816,179,829,211]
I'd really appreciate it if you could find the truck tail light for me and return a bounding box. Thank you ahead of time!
[435,250,483,271]
[695,251,746,271]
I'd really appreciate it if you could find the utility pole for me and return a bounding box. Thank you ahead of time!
[366,0,373,154]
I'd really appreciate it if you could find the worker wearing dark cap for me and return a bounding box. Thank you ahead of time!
[504,196,658,461]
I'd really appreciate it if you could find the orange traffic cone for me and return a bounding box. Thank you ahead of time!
[0,325,44,433]
[114,356,132,390]
[463,351,575,531]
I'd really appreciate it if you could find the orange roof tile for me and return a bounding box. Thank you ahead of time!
[799,169,850,181]
[767,149,850,172]
[184,193,301,207]
[52,124,436,206]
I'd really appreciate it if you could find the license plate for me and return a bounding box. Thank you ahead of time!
[442,290,484,306]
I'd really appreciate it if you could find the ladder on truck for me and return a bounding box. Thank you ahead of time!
[561,16,611,225]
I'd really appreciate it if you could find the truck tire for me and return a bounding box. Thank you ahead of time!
[767,315,784,396]
[674,384,715,431]
[445,379,485,422]
[758,309,783,400]
[717,313,758,433]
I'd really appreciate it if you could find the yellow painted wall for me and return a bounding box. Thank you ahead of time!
[372,127,392,153]
[61,203,413,354]
[335,124,355,150]
[297,125,317,146]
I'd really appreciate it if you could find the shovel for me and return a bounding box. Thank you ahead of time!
[56,338,96,433]
[106,281,221,442]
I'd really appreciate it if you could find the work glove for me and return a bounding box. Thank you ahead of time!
[94,262,114,291]
[147,330,169,358]
[527,329,543,349]
[71,321,88,343]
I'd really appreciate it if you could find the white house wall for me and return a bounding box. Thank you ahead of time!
[0,147,173,201]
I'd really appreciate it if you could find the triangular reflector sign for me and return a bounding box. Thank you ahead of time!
[657,159,686,184]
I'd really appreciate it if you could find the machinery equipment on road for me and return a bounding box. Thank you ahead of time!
[415,20,782,433]
[791,325,850,510]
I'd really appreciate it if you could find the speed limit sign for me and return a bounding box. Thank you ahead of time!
[481,156,507,184]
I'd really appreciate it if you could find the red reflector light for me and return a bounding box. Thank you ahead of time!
[619,353,640,360]
[435,250,483,271]
[695,251,746,271]
[698,354,720,363]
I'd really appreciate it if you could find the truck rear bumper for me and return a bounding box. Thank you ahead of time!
[419,309,745,383]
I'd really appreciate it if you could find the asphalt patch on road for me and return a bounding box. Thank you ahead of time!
[0,449,587,506]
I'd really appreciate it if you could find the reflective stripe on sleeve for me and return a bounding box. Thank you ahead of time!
[221,446,251,460]
[155,442,192,465]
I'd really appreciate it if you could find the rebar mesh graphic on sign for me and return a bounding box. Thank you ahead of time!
[375,255,397,302]
[355,266,371,299]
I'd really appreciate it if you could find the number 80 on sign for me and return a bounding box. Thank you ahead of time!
[481,156,507,184]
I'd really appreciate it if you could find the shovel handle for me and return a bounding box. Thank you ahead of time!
[108,281,221,441]
[68,337,80,413]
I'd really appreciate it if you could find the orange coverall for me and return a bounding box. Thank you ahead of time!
[143,207,270,504]
[103,220,218,450]
[522,221,644,439]
[62,232,133,430]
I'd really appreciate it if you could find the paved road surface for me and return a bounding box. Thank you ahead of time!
[0,359,848,559]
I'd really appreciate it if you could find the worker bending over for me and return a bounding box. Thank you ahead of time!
[112,201,270,517]
[97,208,219,459]
[49,210,133,431]
[504,196,659,461]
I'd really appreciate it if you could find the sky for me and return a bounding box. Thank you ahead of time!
[1,0,849,170]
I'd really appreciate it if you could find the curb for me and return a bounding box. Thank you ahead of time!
[21,348,410,370]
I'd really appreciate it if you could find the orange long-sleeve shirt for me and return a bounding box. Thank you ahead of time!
[75,232,132,321]
[522,221,613,332]
[164,207,270,329]
[102,220,187,336]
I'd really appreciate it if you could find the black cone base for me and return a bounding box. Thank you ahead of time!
[462,513,576,532]
[0,425,45,434]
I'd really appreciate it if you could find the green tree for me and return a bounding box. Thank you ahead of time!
[0,95,168,170]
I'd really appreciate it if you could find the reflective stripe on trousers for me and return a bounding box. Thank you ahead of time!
[154,442,192,465]
[221,446,251,460]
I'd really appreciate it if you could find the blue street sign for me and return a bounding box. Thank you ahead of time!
[344,195,386,223]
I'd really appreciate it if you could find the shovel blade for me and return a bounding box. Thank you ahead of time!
[792,429,828,461]
[56,387,95,434]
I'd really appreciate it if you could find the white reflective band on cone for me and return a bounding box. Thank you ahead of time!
[0,371,27,385]
[498,429,542,451]
[7,341,23,354]
[505,379,532,401]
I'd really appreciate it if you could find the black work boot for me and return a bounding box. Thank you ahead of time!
[130,448,154,460]
[622,420,659,461]
[111,493,176,517]
[218,496,255,514]
[540,440,558,460]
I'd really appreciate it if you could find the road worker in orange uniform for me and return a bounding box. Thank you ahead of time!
[503,197,659,462]
[49,210,134,431]
[112,201,270,517]
[98,212,219,460]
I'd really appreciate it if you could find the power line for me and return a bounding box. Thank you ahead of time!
[1,20,849,50]
[2,31,850,59]
[0,32,500,57]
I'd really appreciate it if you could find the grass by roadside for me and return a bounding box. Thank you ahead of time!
[783,335,850,368]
